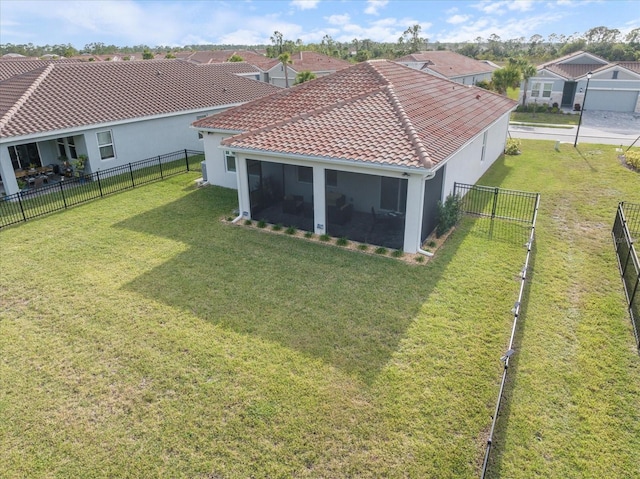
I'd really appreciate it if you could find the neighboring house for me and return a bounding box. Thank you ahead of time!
[183,50,351,87]
[0,60,279,196]
[395,50,497,85]
[193,60,516,253]
[520,51,640,112]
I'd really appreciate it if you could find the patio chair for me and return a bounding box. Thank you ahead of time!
[32,176,46,190]
[370,207,393,229]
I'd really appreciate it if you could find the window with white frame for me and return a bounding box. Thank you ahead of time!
[97,130,115,160]
[531,82,553,98]
[480,131,488,162]
[224,150,236,172]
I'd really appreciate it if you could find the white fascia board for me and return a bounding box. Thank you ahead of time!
[535,69,566,80]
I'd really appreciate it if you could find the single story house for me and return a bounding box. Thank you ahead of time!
[395,50,497,85]
[520,51,640,112]
[183,50,352,87]
[0,59,279,196]
[193,60,516,253]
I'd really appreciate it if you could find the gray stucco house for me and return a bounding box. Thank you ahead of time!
[520,51,640,112]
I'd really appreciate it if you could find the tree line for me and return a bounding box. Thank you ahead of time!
[1,25,638,63]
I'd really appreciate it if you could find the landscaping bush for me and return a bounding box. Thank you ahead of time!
[357,244,368,251]
[391,250,404,258]
[374,247,388,255]
[304,231,314,239]
[272,223,283,231]
[436,194,461,237]
[257,220,267,228]
[505,138,522,155]
[285,226,296,235]
[625,150,640,170]
[244,219,252,226]
[319,234,330,242]
[336,237,349,246]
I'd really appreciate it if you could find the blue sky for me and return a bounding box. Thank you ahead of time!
[1,0,638,48]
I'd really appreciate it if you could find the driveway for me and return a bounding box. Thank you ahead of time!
[509,110,640,147]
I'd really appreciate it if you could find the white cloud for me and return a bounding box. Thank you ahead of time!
[447,14,471,25]
[290,0,319,10]
[364,0,389,15]
[326,14,350,25]
[435,13,557,43]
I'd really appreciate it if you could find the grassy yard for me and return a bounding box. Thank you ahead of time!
[1,142,639,478]
[510,111,579,125]
[482,142,640,478]
[0,174,525,477]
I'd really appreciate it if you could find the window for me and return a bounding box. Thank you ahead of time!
[531,82,552,98]
[612,70,619,79]
[480,131,488,163]
[97,130,115,160]
[196,115,206,139]
[225,151,236,172]
[297,166,313,184]
[9,143,41,170]
[326,169,338,187]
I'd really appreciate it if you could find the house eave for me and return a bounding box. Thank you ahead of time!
[218,145,433,175]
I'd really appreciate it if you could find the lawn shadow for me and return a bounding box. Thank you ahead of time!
[114,186,470,384]
[483,239,537,478]
[574,145,599,172]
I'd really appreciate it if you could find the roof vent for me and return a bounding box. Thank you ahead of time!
[476,94,481,99]
[156,71,161,77]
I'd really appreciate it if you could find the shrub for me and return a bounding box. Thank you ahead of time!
[415,255,425,263]
[272,223,283,231]
[436,194,461,237]
[285,226,296,235]
[391,250,404,258]
[550,106,559,114]
[304,231,314,239]
[505,138,522,155]
[374,247,388,255]
[358,244,368,251]
[319,234,330,242]
[625,150,640,170]
[244,219,252,226]
[427,240,437,248]
[552,102,559,108]
[257,220,267,228]
[336,237,349,246]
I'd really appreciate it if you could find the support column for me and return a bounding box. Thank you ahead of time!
[312,166,326,235]
[403,174,425,253]
[0,146,19,196]
[236,156,251,219]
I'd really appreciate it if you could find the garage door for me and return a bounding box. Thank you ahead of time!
[585,90,638,112]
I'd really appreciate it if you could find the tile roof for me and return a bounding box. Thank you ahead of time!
[617,62,640,74]
[395,51,496,78]
[0,60,279,139]
[195,60,516,169]
[286,51,352,72]
[544,63,605,79]
[0,58,82,81]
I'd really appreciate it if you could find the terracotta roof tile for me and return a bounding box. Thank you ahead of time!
[395,51,495,78]
[0,60,279,139]
[0,58,82,81]
[198,60,515,169]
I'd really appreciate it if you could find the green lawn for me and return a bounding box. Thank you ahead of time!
[1,142,639,478]
[0,174,524,477]
[511,111,579,125]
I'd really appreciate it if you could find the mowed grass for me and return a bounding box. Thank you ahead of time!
[511,111,579,126]
[483,143,640,477]
[1,174,525,477]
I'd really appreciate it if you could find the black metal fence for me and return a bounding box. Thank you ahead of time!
[454,182,539,224]
[1,149,203,229]
[612,202,640,350]
[453,183,541,479]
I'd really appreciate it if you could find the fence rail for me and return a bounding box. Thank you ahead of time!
[612,202,640,350]
[1,149,203,229]
[453,183,541,479]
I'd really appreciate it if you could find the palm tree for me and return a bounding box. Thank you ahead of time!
[492,65,521,95]
[514,60,538,106]
[294,70,316,85]
[278,52,292,88]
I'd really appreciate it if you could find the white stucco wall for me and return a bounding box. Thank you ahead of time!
[440,113,511,198]
[201,131,237,188]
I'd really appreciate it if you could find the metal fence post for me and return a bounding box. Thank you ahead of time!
[17,192,27,222]
[491,187,499,219]
[59,180,67,208]
[158,156,164,178]
[129,163,135,187]
[185,149,190,171]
